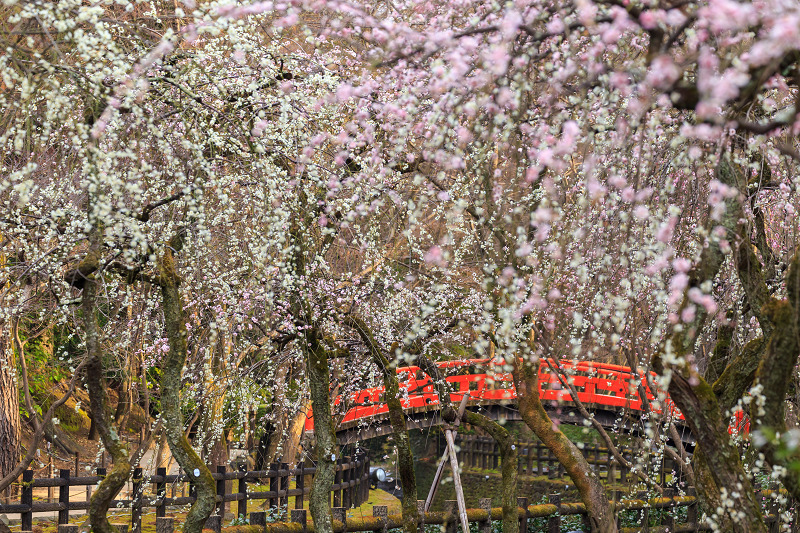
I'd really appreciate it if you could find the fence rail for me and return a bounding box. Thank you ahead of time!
[457,435,685,486]
[244,495,711,533]
[0,454,370,532]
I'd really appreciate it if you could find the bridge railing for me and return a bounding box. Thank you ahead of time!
[457,435,685,487]
[0,455,370,532]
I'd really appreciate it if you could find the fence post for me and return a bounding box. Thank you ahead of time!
[205,515,222,533]
[58,469,70,525]
[662,489,675,531]
[357,454,366,506]
[547,494,560,533]
[269,462,279,512]
[132,467,143,533]
[517,497,528,533]
[343,457,352,509]
[156,517,174,533]
[238,464,248,520]
[536,445,543,476]
[216,466,227,517]
[479,498,491,533]
[292,509,308,533]
[333,459,343,508]
[295,462,305,510]
[21,469,33,531]
[444,500,457,533]
[373,505,388,533]
[418,500,427,533]
[250,512,266,529]
[687,488,697,529]
[333,507,347,533]
[156,467,167,519]
[280,462,289,511]
[48,451,54,503]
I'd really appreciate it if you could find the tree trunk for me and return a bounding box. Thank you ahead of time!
[513,357,616,533]
[462,411,517,533]
[0,319,20,495]
[158,248,216,533]
[306,334,337,533]
[346,318,419,533]
[82,271,132,533]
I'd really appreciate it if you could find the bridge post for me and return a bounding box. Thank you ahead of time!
[546,494,560,533]
[479,498,491,533]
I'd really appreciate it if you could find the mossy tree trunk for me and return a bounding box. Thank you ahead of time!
[81,250,132,533]
[306,332,337,533]
[158,246,216,533]
[513,357,616,533]
[652,156,767,531]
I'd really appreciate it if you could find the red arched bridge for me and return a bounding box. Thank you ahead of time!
[305,359,749,445]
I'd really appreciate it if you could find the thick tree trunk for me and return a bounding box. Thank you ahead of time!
[462,411,517,533]
[158,248,216,533]
[306,335,337,533]
[662,371,766,531]
[0,320,20,494]
[513,357,616,533]
[82,272,132,533]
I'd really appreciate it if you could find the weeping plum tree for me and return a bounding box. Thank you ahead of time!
[6,0,800,531]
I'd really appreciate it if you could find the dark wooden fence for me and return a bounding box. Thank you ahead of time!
[458,435,684,486]
[0,455,370,532]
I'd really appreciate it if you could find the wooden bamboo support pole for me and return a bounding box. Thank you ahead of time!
[424,392,470,512]
[445,429,470,533]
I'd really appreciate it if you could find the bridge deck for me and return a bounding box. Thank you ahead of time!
[303,358,747,444]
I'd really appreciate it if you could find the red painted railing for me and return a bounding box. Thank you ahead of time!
[305,358,750,436]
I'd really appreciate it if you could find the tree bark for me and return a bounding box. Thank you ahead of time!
[306,333,337,533]
[513,357,616,533]
[158,247,216,533]
[0,319,20,495]
[82,268,132,533]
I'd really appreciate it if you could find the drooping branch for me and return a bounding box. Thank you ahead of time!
[545,359,668,493]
